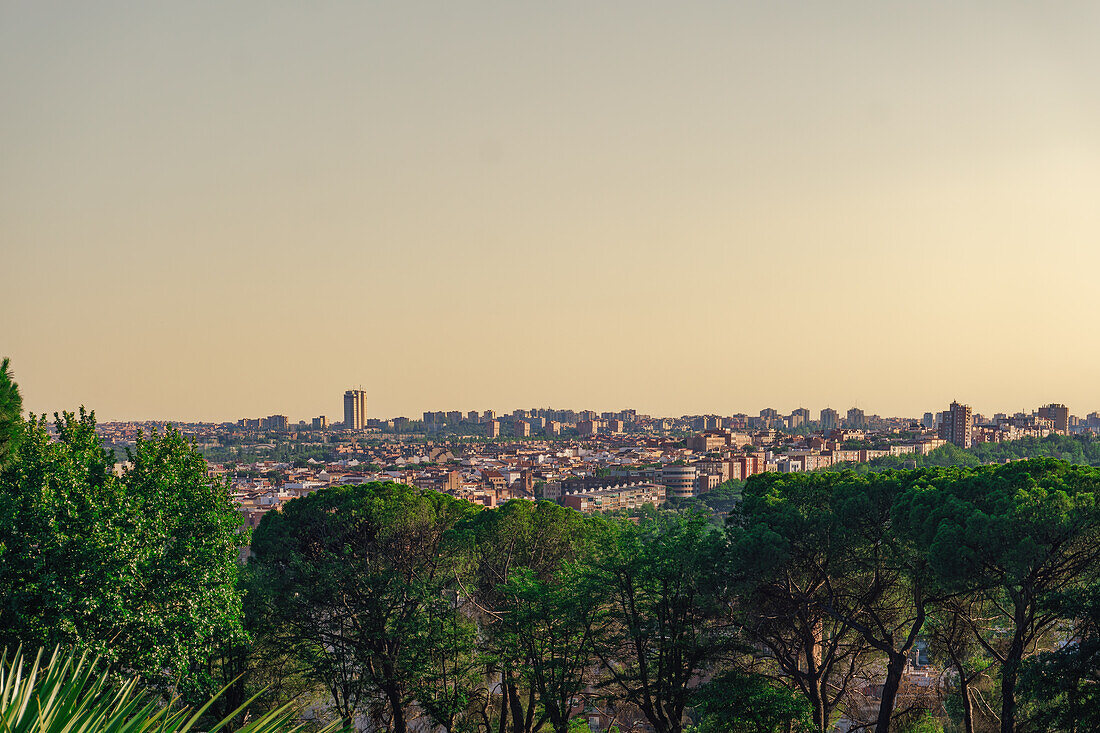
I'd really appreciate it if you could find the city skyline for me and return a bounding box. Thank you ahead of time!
[84,386,1100,429]
[5,3,1100,420]
[11,374,1100,425]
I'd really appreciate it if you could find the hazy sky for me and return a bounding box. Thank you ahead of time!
[3,2,1100,422]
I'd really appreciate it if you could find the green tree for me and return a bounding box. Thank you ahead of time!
[730,473,872,732]
[699,480,742,515]
[0,357,22,470]
[0,410,246,705]
[409,592,482,733]
[899,459,1100,733]
[495,563,601,733]
[1018,581,1100,732]
[119,427,250,709]
[457,500,593,733]
[825,470,954,733]
[248,483,478,733]
[586,515,735,733]
[0,409,118,648]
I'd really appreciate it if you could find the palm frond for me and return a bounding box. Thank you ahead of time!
[0,648,343,733]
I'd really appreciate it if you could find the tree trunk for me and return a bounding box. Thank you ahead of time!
[803,621,828,733]
[507,680,525,733]
[1000,629,1025,733]
[331,683,356,733]
[635,699,675,733]
[663,710,681,733]
[874,651,907,733]
[1000,657,1019,733]
[385,683,407,733]
[548,707,569,733]
[649,716,676,733]
[959,676,974,733]
[496,673,507,733]
[945,646,975,733]
[523,687,536,733]
[805,678,826,733]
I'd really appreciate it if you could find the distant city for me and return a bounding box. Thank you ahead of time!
[150,387,1096,442]
[83,388,1100,529]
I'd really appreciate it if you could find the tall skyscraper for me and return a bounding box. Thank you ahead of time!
[939,400,973,448]
[343,388,367,430]
[820,408,839,430]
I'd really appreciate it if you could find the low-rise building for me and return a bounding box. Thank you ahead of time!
[561,483,666,513]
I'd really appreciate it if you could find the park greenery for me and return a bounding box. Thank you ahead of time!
[1,363,1099,733]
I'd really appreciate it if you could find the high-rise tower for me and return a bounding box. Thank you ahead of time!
[1037,403,1069,434]
[846,407,867,429]
[939,400,973,448]
[343,388,367,430]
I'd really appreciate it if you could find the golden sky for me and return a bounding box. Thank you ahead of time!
[3,2,1099,421]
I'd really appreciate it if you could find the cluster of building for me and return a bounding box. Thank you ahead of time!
[228,389,1100,444]
[222,402,1092,530]
[928,401,1089,449]
[92,390,1100,534]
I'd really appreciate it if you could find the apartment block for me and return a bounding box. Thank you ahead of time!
[939,401,973,449]
[562,483,666,513]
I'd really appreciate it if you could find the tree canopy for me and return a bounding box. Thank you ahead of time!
[0,357,23,469]
[0,407,246,705]
[248,483,479,733]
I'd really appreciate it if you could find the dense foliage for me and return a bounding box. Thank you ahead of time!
[1,363,1098,733]
[0,407,247,707]
[248,483,478,732]
[1017,583,1100,732]
[734,462,1100,733]
[242,463,1098,733]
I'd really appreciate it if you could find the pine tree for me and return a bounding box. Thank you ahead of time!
[0,357,23,469]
